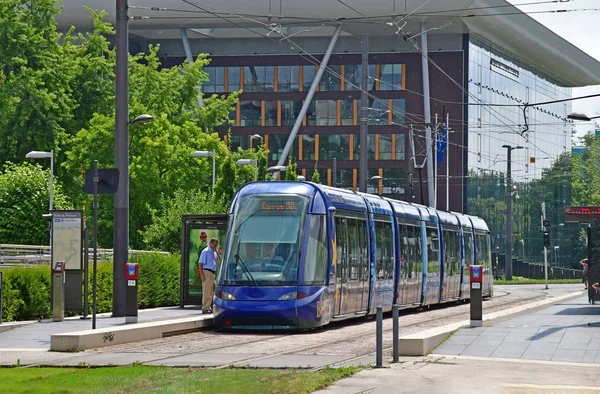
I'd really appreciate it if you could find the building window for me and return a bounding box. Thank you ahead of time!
[319,65,341,91]
[354,135,376,160]
[396,133,406,160]
[383,168,405,195]
[302,134,316,160]
[316,100,337,126]
[228,67,241,92]
[379,64,402,90]
[368,100,388,125]
[379,134,392,160]
[265,101,277,126]
[345,64,376,91]
[392,99,406,125]
[335,169,354,190]
[340,100,354,125]
[278,65,299,92]
[303,66,316,90]
[230,135,250,151]
[240,101,261,126]
[243,66,274,92]
[269,134,298,162]
[204,67,224,93]
[281,100,302,127]
[320,134,350,160]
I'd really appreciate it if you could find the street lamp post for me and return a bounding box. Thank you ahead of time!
[266,165,287,180]
[26,150,54,212]
[236,159,258,181]
[370,175,382,195]
[567,112,600,121]
[502,144,523,281]
[520,239,525,263]
[250,134,262,150]
[192,150,216,188]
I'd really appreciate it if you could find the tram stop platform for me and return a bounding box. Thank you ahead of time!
[0,307,213,353]
[318,293,600,394]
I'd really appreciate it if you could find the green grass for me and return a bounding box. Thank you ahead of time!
[494,278,583,285]
[0,365,359,394]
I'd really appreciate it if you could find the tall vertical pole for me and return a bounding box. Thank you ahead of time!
[180,28,204,107]
[434,114,438,209]
[49,150,54,212]
[359,34,369,192]
[93,160,99,329]
[376,306,383,367]
[446,113,450,211]
[332,158,337,187]
[212,151,216,188]
[505,147,513,281]
[392,304,399,363]
[113,0,129,317]
[81,227,89,319]
[276,24,343,172]
[420,22,434,207]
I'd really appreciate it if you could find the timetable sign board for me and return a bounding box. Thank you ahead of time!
[565,206,600,223]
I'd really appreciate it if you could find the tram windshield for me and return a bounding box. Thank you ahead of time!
[222,194,308,286]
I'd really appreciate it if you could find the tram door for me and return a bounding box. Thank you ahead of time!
[334,216,369,316]
[334,217,349,316]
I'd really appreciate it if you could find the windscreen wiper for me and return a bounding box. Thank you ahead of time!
[234,254,259,286]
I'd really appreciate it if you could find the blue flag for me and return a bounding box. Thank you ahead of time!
[436,128,448,167]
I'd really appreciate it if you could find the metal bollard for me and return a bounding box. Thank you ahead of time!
[376,306,383,368]
[392,304,399,363]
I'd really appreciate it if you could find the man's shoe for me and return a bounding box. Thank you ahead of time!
[203,309,213,314]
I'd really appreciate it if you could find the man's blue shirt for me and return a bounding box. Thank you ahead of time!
[199,246,218,271]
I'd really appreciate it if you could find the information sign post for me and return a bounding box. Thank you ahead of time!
[470,265,483,327]
[125,262,139,324]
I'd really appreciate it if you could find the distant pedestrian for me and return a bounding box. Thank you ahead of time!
[198,238,220,314]
[580,258,589,289]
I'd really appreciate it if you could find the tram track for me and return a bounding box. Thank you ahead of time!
[94,286,566,369]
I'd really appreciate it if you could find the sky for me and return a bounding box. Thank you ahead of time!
[508,0,600,139]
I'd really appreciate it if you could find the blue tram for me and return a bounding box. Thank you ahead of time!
[213,181,492,329]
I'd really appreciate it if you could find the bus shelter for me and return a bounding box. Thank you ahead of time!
[180,214,228,307]
[565,206,600,304]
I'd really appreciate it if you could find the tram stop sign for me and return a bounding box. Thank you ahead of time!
[470,265,483,283]
[84,168,120,195]
[125,263,139,281]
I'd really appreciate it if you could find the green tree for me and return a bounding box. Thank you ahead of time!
[142,190,227,253]
[0,163,69,244]
[285,156,298,181]
[311,162,321,184]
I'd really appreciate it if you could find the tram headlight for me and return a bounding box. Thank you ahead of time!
[220,291,236,301]
[277,292,298,301]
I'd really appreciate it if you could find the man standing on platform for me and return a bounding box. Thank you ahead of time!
[198,238,220,314]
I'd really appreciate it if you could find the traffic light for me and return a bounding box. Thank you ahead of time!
[543,230,550,247]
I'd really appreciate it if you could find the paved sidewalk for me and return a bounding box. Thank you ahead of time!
[0,306,207,350]
[434,295,600,363]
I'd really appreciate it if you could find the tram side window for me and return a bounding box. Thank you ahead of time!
[375,221,394,280]
[358,219,369,281]
[463,232,474,267]
[412,226,423,279]
[426,227,440,274]
[399,224,408,279]
[347,219,360,281]
[303,215,328,285]
[443,230,459,275]
[476,234,490,268]
[335,217,348,281]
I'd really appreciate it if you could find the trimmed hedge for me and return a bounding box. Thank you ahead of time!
[1,253,180,322]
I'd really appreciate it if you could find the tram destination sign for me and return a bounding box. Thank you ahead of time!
[565,206,600,223]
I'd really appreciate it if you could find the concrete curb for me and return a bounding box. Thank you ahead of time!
[0,320,37,334]
[50,315,214,352]
[398,290,584,356]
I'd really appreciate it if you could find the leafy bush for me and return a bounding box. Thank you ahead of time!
[0,163,70,245]
[1,253,181,322]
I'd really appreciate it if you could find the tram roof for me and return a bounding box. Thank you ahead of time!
[453,212,474,229]
[410,203,438,223]
[437,210,460,226]
[357,193,394,216]
[318,185,367,213]
[384,198,421,221]
[467,215,490,232]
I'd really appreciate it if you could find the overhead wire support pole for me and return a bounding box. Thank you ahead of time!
[180,28,204,107]
[113,0,129,317]
[446,112,450,211]
[419,22,434,207]
[359,33,369,192]
[434,113,438,209]
[276,23,343,176]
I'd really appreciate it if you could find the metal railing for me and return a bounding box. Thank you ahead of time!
[0,243,168,265]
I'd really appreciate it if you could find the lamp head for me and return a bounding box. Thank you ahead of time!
[130,114,155,125]
[26,151,52,159]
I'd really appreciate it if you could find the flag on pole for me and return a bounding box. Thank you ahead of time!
[436,128,448,166]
